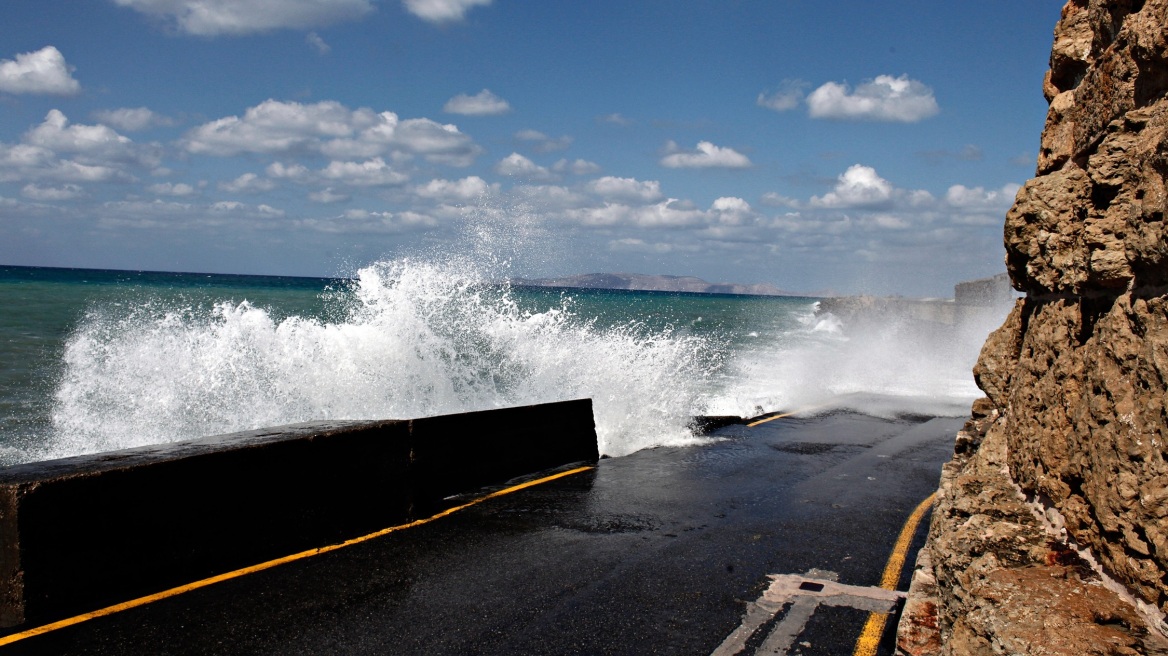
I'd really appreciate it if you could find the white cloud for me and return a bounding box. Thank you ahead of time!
[515,129,572,153]
[806,75,939,122]
[904,189,936,208]
[512,184,586,210]
[586,176,663,203]
[25,110,159,167]
[757,80,808,112]
[308,188,350,204]
[320,158,409,186]
[949,213,1007,227]
[403,0,491,23]
[710,197,755,226]
[943,182,1018,222]
[810,164,895,208]
[27,110,130,154]
[443,89,511,116]
[413,176,493,202]
[306,32,331,54]
[608,238,679,254]
[260,157,411,187]
[391,118,482,166]
[867,213,910,230]
[760,192,799,208]
[148,182,197,196]
[50,161,128,183]
[660,141,751,169]
[96,199,194,228]
[113,0,375,35]
[220,172,276,193]
[96,199,286,227]
[183,99,482,165]
[296,208,438,233]
[0,143,108,184]
[0,46,80,96]
[210,200,243,212]
[21,183,83,201]
[944,183,1021,209]
[756,167,1019,243]
[494,153,555,180]
[552,158,601,175]
[92,107,173,132]
[0,144,53,171]
[210,200,284,217]
[0,111,159,185]
[563,199,709,228]
[185,100,364,156]
[266,162,311,180]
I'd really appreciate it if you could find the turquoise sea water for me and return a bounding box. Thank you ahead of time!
[0,261,987,465]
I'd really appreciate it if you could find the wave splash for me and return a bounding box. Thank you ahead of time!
[709,301,1002,420]
[44,258,717,460]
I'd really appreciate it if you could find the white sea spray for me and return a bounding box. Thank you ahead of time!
[707,301,1004,419]
[26,240,1009,465]
[43,258,716,460]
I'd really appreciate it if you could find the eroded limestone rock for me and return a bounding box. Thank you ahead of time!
[907,1,1168,652]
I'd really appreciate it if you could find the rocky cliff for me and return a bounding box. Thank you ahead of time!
[900,1,1168,654]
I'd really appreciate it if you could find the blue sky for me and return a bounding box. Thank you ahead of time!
[0,0,1063,295]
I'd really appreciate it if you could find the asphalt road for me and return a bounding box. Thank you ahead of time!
[1,408,962,655]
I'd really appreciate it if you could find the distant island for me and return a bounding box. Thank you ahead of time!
[510,273,804,297]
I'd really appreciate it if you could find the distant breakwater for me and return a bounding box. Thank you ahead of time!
[511,272,799,297]
[815,272,1015,329]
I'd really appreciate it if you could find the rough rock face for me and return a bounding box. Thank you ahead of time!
[902,1,1168,653]
[901,404,1168,654]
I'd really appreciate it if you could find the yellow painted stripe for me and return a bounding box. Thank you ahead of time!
[0,465,595,648]
[745,402,831,427]
[746,411,796,427]
[851,491,937,656]
[853,612,889,656]
[878,492,936,591]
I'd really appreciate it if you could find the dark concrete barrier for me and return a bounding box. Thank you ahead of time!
[688,415,745,435]
[408,402,598,512]
[0,399,597,628]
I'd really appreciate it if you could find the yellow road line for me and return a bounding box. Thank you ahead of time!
[0,465,595,648]
[854,612,890,656]
[746,402,832,427]
[877,492,936,591]
[852,491,936,656]
[746,411,796,427]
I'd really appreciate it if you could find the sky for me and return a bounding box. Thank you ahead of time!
[0,0,1065,296]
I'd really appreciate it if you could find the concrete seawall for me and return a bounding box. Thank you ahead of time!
[0,399,598,629]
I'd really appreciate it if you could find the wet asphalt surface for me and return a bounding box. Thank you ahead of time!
[2,410,962,656]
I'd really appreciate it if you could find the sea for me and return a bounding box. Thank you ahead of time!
[0,258,1002,467]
